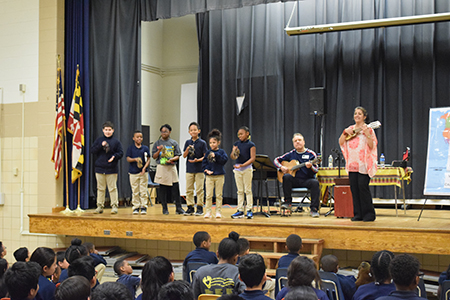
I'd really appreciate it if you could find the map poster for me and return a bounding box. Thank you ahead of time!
[424,107,450,196]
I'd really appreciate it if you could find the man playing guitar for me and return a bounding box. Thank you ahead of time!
[274,133,321,217]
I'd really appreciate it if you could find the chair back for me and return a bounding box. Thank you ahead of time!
[187,262,208,283]
[275,268,288,297]
[417,277,426,298]
[441,280,450,300]
[198,294,221,300]
[318,271,345,300]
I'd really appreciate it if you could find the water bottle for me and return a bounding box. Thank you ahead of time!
[380,153,385,167]
[328,155,333,168]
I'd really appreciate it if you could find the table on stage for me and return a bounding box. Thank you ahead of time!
[316,166,413,215]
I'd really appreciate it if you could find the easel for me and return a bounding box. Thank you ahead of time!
[252,154,280,218]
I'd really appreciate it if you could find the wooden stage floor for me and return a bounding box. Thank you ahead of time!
[29,204,450,255]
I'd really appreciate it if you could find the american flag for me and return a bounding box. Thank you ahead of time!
[67,67,84,183]
[51,67,65,179]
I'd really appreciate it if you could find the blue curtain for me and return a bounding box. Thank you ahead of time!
[65,0,90,209]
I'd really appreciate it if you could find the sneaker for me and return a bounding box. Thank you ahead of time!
[215,212,222,218]
[310,211,320,218]
[204,211,212,218]
[231,211,244,219]
[176,208,186,215]
[184,206,195,216]
[94,207,103,214]
[140,207,147,215]
[195,206,204,216]
[133,209,139,215]
[111,206,118,214]
[162,208,169,215]
[246,210,253,219]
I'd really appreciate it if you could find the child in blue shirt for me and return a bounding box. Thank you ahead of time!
[202,129,228,218]
[231,126,256,219]
[320,255,356,300]
[278,234,302,269]
[182,231,218,281]
[238,254,271,300]
[126,130,151,215]
[183,122,208,216]
[115,259,140,299]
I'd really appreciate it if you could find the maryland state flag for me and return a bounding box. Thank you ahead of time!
[67,67,84,183]
[51,67,65,178]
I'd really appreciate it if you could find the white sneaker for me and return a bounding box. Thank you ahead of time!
[204,211,212,218]
[215,212,222,218]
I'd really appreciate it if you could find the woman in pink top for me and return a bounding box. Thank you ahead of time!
[339,107,378,222]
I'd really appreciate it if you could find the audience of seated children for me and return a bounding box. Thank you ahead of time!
[13,247,29,262]
[320,254,356,300]
[158,280,194,300]
[377,254,425,300]
[59,238,89,283]
[3,261,41,300]
[183,231,219,281]
[114,259,141,299]
[83,242,107,282]
[284,286,318,300]
[192,231,245,298]
[238,254,272,300]
[92,281,133,300]
[55,275,91,300]
[0,258,9,298]
[67,256,98,289]
[277,234,302,269]
[30,247,58,300]
[352,250,395,300]
[276,256,329,300]
[137,256,174,300]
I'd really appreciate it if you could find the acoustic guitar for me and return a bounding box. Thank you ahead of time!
[277,156,322,183]
[345,121,381,141]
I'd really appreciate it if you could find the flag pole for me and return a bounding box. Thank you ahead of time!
[75,178,84,213]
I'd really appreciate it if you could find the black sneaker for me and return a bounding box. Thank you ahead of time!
[176,208,186,215]
[132,209,139,215]
[140,207,147,215]
[162,208,169,215]
[195,206,203,216]
[184,206,195,216]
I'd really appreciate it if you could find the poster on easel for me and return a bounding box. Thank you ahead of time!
[424,107,450,196]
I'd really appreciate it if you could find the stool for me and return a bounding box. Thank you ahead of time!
[147,173,159,207]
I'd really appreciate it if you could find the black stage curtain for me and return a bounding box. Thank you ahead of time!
[197,0,450,200]
[90,0,142,200]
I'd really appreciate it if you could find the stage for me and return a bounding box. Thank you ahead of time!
[28,204,450,256]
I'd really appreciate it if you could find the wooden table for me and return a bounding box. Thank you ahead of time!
[316,166,413,215]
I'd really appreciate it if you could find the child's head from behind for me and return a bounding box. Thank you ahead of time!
[188,122,201,139]
[371,250,394,284]
[4,261,41,300]
[68,256,96,287]
[193,231,211,250]
[142,256,174,300]
[14,247,29,262]
[114,259,133,276]
[133,130,143,145]
[389,254,420,289]
[91,282,133,300]
[286,234,302,254]
[102,121,114,137]
[237,238,250,256]
[208,129,222,150]
[55,275,91,300]
[218,231,240,264]
[30,247,57,276]
[158,280,194,300]
[65,238,88,264]
[237,126,250,142]
[287,256,317,288]
[320,254,339,273]
[238,253,266,288]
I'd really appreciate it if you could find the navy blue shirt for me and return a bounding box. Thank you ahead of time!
[277,253,299,269]
[336,274,356,300]
[233,139,256,165]
[377,290,426,300]
[184,138,208,173]
[352,282,395,300]
[91,135,123,174]
[126,144,150,174]
[274,149,318,180]
[202,149,228,175]
[183,247,219,281]
[240,290,272,300]
[90,253,107,267]
[58,269,68,283]
[37,275,56,300]
[117,274,141,299]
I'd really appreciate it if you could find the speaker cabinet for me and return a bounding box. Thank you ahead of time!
[309,87,326,115]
